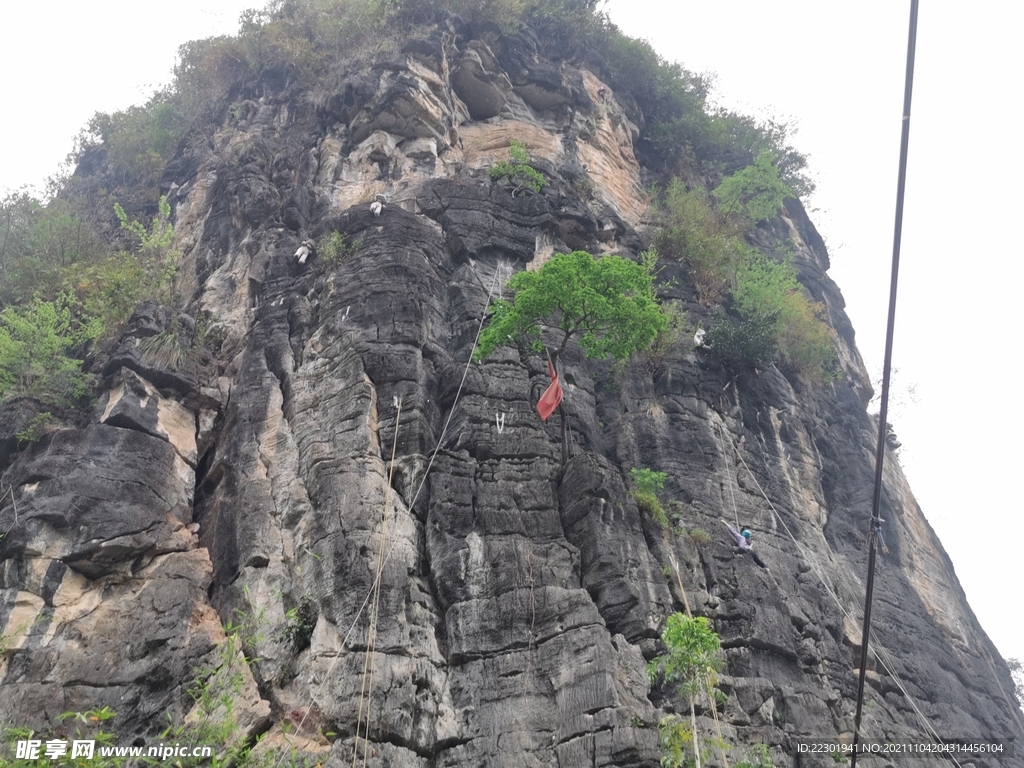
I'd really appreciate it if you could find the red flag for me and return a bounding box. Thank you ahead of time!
[537,360,564,421]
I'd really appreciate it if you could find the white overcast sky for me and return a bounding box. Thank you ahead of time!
[2,1,1021,676]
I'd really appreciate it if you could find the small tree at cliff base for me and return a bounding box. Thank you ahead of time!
[475,250,667,461]
[647,614,725,768]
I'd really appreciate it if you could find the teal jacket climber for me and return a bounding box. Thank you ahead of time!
[721,519,770,571]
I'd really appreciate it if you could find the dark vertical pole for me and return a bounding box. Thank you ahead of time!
[851,2,919,765]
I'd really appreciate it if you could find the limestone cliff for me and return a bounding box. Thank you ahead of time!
[1,11,1021,768]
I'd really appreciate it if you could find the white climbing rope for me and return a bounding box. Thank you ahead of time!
[281,264,501,764]
[352,396,403,767]
[714,420,741,528]
[720,428,963,768]
[666,553,730,768]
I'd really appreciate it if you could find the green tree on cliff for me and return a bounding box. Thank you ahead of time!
[714,149,793,224]
[0,296,97,408]
[475,250,667,463]
[476,250,666,364]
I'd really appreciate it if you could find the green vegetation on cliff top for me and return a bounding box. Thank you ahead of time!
[73,0,809,204]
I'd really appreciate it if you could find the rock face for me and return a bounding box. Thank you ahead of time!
[2,15,1022,768]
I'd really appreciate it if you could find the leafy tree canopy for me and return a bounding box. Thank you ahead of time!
[648,613,724,696]
[489,140,546,194]
[655,180,745,305]
[0,196,180,410]
[629,467,666,496]
[647,613,726,768]
[714,149,793,223]
[653,170,834,380]
[0,193,106,308]
[0,296,98,408]
[733,253,836,379]
[475,251,667,362]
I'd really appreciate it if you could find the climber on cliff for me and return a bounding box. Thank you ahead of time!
[370,193,387,217]
[721,519,770,571]
[294,238,315,265]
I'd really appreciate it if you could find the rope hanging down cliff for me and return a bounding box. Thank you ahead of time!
[664,552,730,768]
[279,265,501,765]
[714,421,741,528]
[718,427,960,768]
[352,395,403,768]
